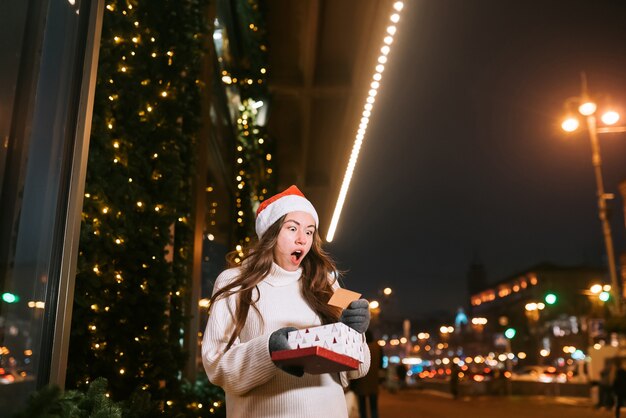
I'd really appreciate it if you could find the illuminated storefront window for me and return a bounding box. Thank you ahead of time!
[0,0,101,413]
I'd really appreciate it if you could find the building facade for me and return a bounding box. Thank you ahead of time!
[469,264,608,365]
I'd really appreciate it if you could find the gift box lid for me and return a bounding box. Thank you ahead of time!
[271,346,360,374]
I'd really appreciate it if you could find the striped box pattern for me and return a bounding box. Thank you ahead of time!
[287,322,365,363]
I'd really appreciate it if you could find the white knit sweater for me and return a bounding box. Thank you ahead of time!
[201,263,371,417]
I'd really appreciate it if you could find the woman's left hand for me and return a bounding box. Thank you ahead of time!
[340,299,370,333]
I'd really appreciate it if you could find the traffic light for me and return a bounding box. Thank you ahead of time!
[599,291,610,302]
[1,292,19,303]
[504,328,516,339]
[544,293,557,305]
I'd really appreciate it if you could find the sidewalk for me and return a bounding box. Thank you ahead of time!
[407,384,594,408]
[551,395,594,407]
[402,387,594,408]
[376,388,602,418]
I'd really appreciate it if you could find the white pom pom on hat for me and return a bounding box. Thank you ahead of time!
[255,185,319,239]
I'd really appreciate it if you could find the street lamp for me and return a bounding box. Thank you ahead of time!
[561,74,626,315]
[589,283,612,303]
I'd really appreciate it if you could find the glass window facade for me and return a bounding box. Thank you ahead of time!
[0,0,102,414]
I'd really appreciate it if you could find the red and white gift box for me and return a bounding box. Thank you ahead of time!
[270,322,365,374]
[287,322,365,363]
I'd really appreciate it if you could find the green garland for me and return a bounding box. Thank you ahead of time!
[232,99,275,254]
[67,0,220,415]
[16,376,225,417]
[62,0,273,415]
[214,0,275,250]
[15,378,123,418]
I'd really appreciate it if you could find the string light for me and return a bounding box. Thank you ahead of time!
[327,1,405,242]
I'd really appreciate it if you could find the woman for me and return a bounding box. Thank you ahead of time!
[202,185,371,417]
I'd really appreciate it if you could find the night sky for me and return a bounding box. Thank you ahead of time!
[327,0,626,321]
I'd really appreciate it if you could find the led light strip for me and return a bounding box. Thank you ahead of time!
[326,1,404,242]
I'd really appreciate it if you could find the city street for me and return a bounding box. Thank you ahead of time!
[377,389,606,418]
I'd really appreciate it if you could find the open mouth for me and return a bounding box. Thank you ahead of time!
[290,250,303,263]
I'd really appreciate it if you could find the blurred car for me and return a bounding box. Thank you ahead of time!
[462,367,495,383]
[543,366,568,383]
[0,367,26,384]
[511,365,567,383]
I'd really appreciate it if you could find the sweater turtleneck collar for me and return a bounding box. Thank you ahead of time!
[263,262,303,287]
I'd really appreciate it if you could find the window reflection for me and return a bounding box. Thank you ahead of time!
[0,0,92,413]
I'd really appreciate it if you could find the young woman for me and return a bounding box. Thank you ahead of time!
[202,185,371,417]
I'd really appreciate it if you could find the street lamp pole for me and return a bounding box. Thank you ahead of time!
[562,73,626,314]
[562,74,626,314]
[584,112,621,315]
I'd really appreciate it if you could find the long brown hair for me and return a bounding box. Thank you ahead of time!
[209,215,343,350]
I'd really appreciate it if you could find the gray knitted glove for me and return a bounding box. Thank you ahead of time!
[339,299,370,333]
[269,327,304,377]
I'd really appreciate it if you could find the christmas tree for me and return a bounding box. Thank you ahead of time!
[66,0,273,415]
[67,0,215,414]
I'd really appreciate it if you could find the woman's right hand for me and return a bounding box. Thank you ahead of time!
[269,327,304,377]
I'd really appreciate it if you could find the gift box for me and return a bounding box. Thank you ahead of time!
[287,322,365,362]
[271,322,365,374]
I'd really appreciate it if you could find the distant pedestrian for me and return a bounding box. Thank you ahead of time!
[449,364,460,399]
[613,361,626,418]
[598,365,614,410]
[385,365,398,393]
[351,331,383,418]
[489,369,506,396]
[395,363,408,390]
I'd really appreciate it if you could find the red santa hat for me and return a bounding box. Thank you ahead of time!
[255,185,319,238]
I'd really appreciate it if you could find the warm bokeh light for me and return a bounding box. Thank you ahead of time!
[383,287,392,296]
[369,300,380,310]
[439,325,454,334]
[561,117,579,132]
[601,110,620,125]
[578,101,597,116]
[402,357,422,365]
[471,317,487,325]
[590,284,602,294]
